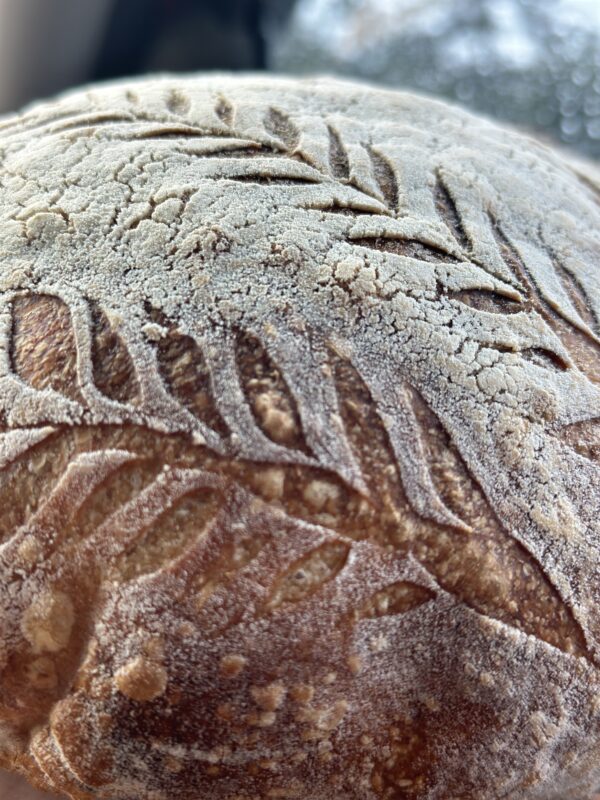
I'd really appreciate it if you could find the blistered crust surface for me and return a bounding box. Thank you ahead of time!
[0,74,597,799]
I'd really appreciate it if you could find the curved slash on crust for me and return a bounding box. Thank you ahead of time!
[253,325,368,494]
[30,723,96,800]
[103,322,226,453]
[201,329,320,469]
[0,449,136,562]
[349,350,469,532]
[83,466,223,568]
[0,426,56,472]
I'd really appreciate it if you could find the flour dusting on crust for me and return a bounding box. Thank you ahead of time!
[0,74,598,799]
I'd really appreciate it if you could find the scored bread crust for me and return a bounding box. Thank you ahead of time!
[0,74,598,800]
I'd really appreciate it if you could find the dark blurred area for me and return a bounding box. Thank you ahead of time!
[1,0,600,159]
[0,0,295,116]
[93,0,295,77]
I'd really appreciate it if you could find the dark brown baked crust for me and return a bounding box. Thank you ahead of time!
[0,75,598,800]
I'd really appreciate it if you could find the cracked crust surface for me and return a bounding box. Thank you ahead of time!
[0,73,598,799]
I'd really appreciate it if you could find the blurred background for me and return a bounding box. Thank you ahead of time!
[0,0,600,159]
[1,0,600,798]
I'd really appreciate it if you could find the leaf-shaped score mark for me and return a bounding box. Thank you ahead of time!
[71,457,164,542]
[149,306,228,438]
[0,428,71,547]
[434,172,471,252]
[558,418,600,462]
[328,349,590,659]
[0,423,224,572]
[448,293,572,369]
[350,235,458,264]
[449,289,522,315]
[235,329,310,453]
[264,107,300,152]
[489,216,600,383]
[368,146,399,212]
[90,301,140,404]
[214,94,234,126]
[353,582,435,621]
[10,293,83,403]
[10,294,143,411]
[264,541,349,612]
[519,347,569,371]
[112,487,220,582]
[328,124,350,181]
[193,527,272,613]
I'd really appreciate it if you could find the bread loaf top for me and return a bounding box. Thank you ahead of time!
[0,75,598,799]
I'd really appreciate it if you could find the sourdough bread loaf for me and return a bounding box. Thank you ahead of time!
[0,74,598,800]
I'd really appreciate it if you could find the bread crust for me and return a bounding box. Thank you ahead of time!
[0,74,598,799]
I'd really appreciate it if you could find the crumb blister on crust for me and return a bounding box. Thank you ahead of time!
[0,73,597,799]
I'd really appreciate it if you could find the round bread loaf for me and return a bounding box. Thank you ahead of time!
[0,74,598,800]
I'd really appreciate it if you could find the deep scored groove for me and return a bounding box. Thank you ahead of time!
[226,174,322,186]
[165,89,191,116]
[553,257,599,336]
[32,113,137,136]
[328,348,402,505]
[145,302,229,437]
[489,215,543,299]
[307,203,380,217]
[368,147,399,212]
[100,125,242,144]
[235,330,310,453]
[558,418,600,462]
[155,329,229,438]
[434,173,471,251]
[132,126,234,141]
[0,112,237,144]
[11,294,84,403]
[328,124,350,180]
[265,541,350,610]
[448,289,523,314]
[187,145,281,160]
[519,347,569,371]
[350,236,459,263]
[356,581,435,619]
[214,95,234,126]
[90,301,140,404]
[264,107,300,152]
[490,213,600,382]
[0,108,83,135]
